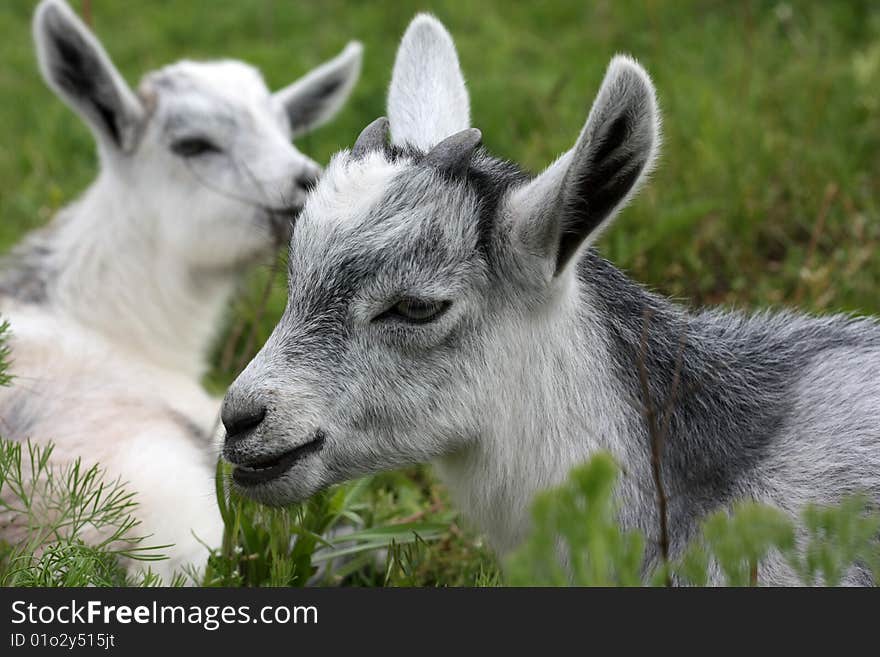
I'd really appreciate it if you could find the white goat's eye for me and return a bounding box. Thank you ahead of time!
[170,137,221,158]
[375,298,451,325]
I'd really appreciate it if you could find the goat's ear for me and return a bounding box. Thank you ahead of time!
[273,41,363,139]
[388,14,470,151]
[509,55,660,276]
[33,0,144,153]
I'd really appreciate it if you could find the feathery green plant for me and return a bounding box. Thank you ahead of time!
[507,451,880,587]
[0,320,11,388]
[0,438,170,586]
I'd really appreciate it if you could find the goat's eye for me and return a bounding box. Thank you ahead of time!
[170,137,221,158]
[375,298,451,325]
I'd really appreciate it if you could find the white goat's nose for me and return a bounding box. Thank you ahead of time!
[296,170,319,192]
[295,162,322,192]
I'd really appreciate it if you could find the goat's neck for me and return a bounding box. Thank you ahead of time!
[437,260,654,552]
[441,249,801,557]
[45,171,235,379]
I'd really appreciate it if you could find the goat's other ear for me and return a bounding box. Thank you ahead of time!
[273,41,363,139]
[509,55,660,276]
[33,0,144,153]
[388,14,470,151]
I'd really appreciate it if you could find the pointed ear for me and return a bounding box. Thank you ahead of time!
[33,0,144,153]
[388,14,470,151]
[509,55,660,276]
[273,41,363,138]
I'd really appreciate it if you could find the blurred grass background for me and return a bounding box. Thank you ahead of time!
[1,0,879,583]
[3,0,880,333]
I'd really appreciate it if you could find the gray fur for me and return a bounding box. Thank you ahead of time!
[0,235,55,305]
[222,15,880,585]
[226,143,880,585]
[580,249,880,569]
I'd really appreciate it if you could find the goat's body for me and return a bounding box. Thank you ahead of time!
[0,178,236,376]
[438,250,880,584]
[0,175,231,581]
[0,289,223,582]
[222,14,878,586]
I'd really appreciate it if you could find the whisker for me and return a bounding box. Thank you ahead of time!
[181,157,272,210]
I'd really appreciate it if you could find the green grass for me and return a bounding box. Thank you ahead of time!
[1,0,879,585]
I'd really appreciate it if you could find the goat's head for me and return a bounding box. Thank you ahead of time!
[222,14,659,504]
[33,0,362,268]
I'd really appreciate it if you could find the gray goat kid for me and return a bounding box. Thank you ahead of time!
[0,0,361,581]
[222,14,880,585]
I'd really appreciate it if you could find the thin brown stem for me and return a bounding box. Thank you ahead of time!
[81,0,92,26]
[637,308,674,586]
[394,500,445,525]
[219,311,249,374]
[233,256,282,376]
[657,329,686,449]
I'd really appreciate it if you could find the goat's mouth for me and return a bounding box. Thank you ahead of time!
[232,432,326,487]
[265,205,302,243]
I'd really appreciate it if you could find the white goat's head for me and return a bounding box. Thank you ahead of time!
[33,0,362,268]
[221,14,659,504]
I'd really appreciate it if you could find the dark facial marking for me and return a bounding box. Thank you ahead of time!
[165,406,217,470]
[386,138,531,251]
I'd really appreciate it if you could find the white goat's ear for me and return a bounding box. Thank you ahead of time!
[33,0,144,153]
[510,55,660,276]
[273,41,363,138]
[388,14,470,151]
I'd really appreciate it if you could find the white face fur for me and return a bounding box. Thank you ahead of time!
[222,14,658,506]
[33,0,362,270]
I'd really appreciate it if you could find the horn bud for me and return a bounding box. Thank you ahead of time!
[351,116,389,159]
[423,128,482,178]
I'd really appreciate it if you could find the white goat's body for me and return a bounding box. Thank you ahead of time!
[4,174,236,377]
[0,0,362,582]
[1,167,231,582]
[0,299,223,580]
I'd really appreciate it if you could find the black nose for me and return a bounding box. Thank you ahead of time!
[296,172,318,192]
[222,405,266,445]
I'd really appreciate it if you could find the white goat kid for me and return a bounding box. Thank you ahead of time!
[222,15,880,585]
[0,0,361,581]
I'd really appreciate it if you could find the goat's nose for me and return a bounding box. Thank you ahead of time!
[295,167,320,192]
[222,400,267,445]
